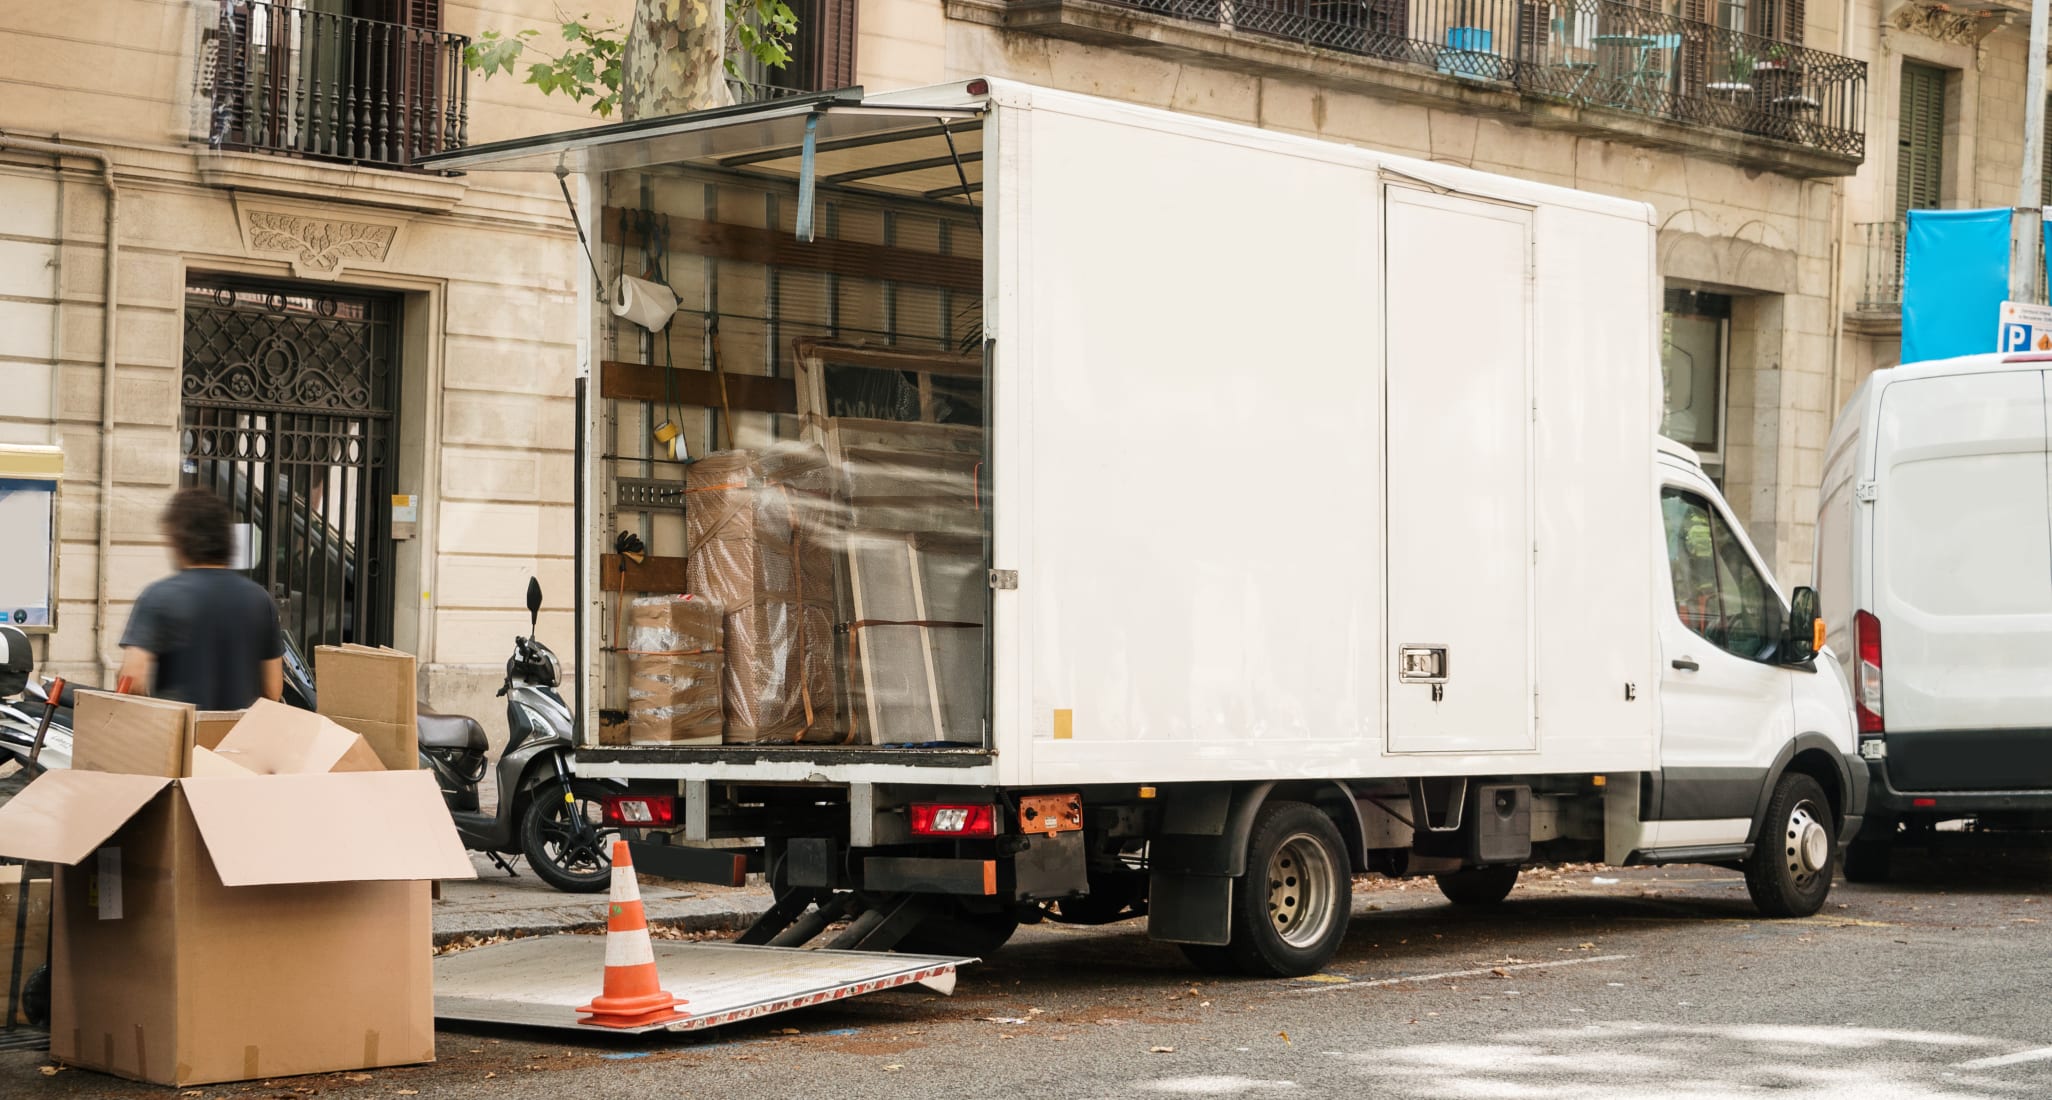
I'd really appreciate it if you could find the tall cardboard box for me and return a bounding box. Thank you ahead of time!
[0,865,50,1027]
[0,697,474,1086]
[315,644,419,771]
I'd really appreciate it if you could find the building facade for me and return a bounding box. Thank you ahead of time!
[1838,1,2044,393]
[0,0,637,728]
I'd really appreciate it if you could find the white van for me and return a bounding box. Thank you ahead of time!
[430,79,1864,976]
[1815,351,2052,879]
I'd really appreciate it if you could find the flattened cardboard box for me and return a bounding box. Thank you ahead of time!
[0,696,473,1087]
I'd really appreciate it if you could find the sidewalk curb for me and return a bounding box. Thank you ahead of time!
[432,900,774,948]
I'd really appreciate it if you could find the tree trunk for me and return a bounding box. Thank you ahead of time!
[623,0,730,120]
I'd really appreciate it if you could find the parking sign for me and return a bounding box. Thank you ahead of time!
[1997,300,2052,353]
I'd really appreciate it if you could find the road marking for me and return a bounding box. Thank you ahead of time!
[1955,1047,2052,1070]
[1287,954,1634,993]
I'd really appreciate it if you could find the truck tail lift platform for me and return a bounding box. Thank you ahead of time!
[433,938,969,1035]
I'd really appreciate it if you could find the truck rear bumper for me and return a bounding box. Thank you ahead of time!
[1864,755,2052,816]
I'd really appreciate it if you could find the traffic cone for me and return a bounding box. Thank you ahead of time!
[576,840,689,1028]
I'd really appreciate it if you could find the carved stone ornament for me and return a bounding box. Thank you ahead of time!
[1887,2,1992,46]
[234,204,405,279]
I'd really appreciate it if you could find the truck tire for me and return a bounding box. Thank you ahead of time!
[1842,819,1891,883]
[1435,863,1520,906]
[1744,772,1836,917]
[1214,801,1352,978]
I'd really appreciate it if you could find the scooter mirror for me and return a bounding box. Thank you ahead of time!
[526,577,543,634]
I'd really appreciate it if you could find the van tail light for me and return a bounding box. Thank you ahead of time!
[1854,610,1884,737]
[908,803,997,838]
[604,795,675,827]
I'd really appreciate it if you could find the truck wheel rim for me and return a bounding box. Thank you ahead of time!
[1785,801,1828,885]
[1268,833,1336,948]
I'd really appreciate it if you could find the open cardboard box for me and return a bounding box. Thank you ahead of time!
[0,696,473,1086]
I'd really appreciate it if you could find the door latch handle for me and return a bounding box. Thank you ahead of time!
[1671,657,1700,672]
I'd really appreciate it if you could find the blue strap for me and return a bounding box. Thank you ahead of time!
[795,113,820,243]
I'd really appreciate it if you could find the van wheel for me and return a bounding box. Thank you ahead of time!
[1842,819,1892,883]
[1435,863,1520,906]
[1744,772,1835,917]
[1215,801,1351,978]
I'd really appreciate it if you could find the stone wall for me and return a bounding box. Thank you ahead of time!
[0,0,632,746]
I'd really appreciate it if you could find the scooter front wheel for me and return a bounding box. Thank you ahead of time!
[520,778,616,893]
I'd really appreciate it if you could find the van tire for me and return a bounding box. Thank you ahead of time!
[1435,864,1520,906]
[1842,822,1892,883]
[1216,801,1351,978]
[1744,772,1836,917]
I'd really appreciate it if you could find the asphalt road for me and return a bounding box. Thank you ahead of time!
[5,849,2049,1099]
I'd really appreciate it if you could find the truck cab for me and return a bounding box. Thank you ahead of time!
[1650,440,1864,895]
[1816,352,2052,879]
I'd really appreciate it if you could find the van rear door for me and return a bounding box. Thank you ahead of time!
[1871,368,2052,784]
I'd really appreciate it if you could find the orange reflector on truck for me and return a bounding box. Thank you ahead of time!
[1017,793,1083,838]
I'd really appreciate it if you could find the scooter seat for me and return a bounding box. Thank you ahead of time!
[416,710,488,753]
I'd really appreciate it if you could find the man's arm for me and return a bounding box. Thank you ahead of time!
[117,646,155,696]
[261,657,283,702]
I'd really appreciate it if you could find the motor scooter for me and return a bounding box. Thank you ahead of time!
[417,578,617,893]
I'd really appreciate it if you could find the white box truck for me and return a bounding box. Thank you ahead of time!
[1816,351,2052,881]
[424,79,1862,977]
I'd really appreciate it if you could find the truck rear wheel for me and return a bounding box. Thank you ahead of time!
[1744,772,1836,917]
[1211,801,1351,978]
[1434,863,1520,905]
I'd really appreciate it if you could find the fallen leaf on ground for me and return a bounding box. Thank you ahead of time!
[776,1028,800,1035]
[484,1072,497,1080]
[39,1066,63,1076]
[396,1092,418,1096]
[885,1065,904,1072]
[1279,1031,1291,1043]
[1150,1046,1176,1054]
[1491,967,1511,978]
[342,1074,372,1082]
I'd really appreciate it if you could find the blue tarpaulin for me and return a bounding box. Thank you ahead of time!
[1903,208,2011,363]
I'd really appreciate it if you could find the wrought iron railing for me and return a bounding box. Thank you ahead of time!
[1088,0,1866,158]
[1857,219,1903,310]
[207,0,469,170]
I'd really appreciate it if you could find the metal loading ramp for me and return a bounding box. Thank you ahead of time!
[433,936,971,1035]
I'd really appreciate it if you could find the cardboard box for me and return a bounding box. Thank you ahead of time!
[0,866,50,1027]
[71,692,198,778]
[316,644,419,771]
[0,695,474,1086]
[625,595,724,745]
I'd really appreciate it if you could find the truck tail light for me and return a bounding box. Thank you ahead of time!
[908,803,996,837]
[1854,610,1883,736]
[604,795,675,826]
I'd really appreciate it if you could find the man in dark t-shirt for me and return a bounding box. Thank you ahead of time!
[118,489,285,710]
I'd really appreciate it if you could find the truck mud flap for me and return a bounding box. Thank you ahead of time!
[433,937,971,1034]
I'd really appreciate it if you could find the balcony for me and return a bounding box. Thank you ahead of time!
[205,0,470,171]
[959,0,1866,175]
[1856,220,1903,311]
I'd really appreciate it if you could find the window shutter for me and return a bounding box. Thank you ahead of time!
[802,0,859,91]
[1895,63,1946,220]
[1516,0,1552,61]
[1781,0,1803,44]
[2042,93,2051,204]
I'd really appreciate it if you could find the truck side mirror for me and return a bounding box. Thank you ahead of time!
[1785,586,1822,664]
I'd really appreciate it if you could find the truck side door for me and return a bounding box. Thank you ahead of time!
[1654,482,1794,841]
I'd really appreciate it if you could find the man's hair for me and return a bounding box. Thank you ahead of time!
[162,489,234,567]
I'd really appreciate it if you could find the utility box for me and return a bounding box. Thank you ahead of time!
[1470,784,1534,865]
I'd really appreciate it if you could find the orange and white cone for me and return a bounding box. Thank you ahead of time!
[576,840,689,1028]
